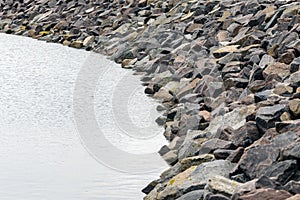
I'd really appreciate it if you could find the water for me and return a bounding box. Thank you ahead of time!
[0,33,167,200]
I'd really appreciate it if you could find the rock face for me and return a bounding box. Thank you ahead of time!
[1,0,300,199]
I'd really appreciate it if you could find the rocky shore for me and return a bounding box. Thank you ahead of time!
[1,0,300,199]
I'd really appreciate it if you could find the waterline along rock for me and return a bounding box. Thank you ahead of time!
[1,0,300,199]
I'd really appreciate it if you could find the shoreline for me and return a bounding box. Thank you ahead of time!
[1,0,300,199]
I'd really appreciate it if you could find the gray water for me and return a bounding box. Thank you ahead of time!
[0,33,167,200]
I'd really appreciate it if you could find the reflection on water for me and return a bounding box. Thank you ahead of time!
[0,33,167,200]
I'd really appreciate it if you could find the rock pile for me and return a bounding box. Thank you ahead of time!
[1,0,300,199]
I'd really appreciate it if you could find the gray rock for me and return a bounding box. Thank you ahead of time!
[256,104,286,133]
[175,190,204,200]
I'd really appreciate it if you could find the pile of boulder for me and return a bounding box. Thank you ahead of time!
[1,0,300,199]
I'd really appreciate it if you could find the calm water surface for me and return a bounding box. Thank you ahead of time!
[0,33,167,200]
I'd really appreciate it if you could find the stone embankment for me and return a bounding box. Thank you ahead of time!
[1,0,300,199]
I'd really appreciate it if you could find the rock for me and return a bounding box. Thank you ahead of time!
[255,104,286,133]
[83,35,95,47]
[142,179,159,194]
[260,160,297,184]
[175,190,204,200]
[290,57,300,73]
[284,181,300,195]
[213,149,234,160]
[236,131,298,180]
[208,175,242,196]
[278,51,295,64]
[157,160,234,199]
[226,147,244,163]
[289,99,300,116]
[259,54,275,68]
[205,194,230,200]
[213,45,240,59]
[275,119,300,133]
[229,122,260,147]
[287,194,300,200]
[198,138,234,154]
[282,142,300,160]
[180,154,215,172]
[273,85,293,96]
[223,78,249,90]
[254,90,272,103]
[280,112,291,121]
[263,62,290,80]
[162,150,178,165]
[239,188,292,200]
[199,110,211,122]
[70,40,83,49]
[289,71,300,87]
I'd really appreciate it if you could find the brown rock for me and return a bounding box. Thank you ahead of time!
[289,99,300,116]
[199,110,211,122]
[279,51,295,64]
[263,62,290,79]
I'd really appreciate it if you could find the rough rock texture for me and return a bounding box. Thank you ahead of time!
[1,0,300,199]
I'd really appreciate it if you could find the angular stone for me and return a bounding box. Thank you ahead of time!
[198,138,234,154]
[290,57,300,73]
[213,45,239,58]
[255,104,286,132]
[273,85,293,96]
[226,147,244,163]
[275,119,300,133]
[213,149,234,160]
[239,188,292,200]
[176,190,204,200]
[284,181,300,195]
[179,154,215,172]
[260,160,297,184]
[263,62,290,80]
[278,51,295,64]
[83,35,95,47]
[70,40,83,49]
[289,99,300,116]
[236,131,298,179]
[162,150,178,165]
[142,179,159,194]
[287,194,300,200]
[208,175,242,195]
[230,122,260,147]
[282,142,300,160]
[254,90,272,103]
[259,54,275,68]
